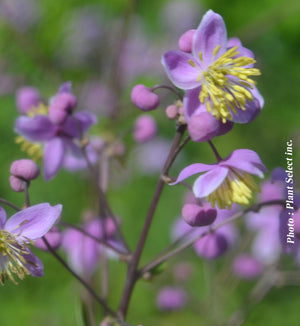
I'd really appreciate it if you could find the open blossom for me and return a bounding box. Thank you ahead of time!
[14,85,97,180]
[171,149,267,209]
[162,10,263,123]
[0,203,62,284]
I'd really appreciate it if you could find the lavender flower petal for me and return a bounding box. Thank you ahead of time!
[23,249,44,277]
[15,115,56,141]
[4,203,62,240]
[44,137,66,181]
[193,10,227,66]
[223,149,267,177]
[170,163,215,185]
[162,51,200,89]
[193,166,228,197]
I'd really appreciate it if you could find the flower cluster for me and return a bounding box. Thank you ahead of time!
[14,83,98,180]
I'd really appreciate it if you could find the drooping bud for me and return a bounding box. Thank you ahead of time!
[131,84,160,111]
[10,159,40,180]
[16,86,41,114]
[232,254,263,279]
[182,203,217,226]
[178,29,196,53]
[134,114,157,143]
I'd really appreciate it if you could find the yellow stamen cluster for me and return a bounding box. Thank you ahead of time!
[15,136,43,161]
[190,46,261,122]
[0,230,32,285]
[206,169,260,209]
[26,103,48,117]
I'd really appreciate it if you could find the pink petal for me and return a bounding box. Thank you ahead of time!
[193,10,227,66]
[183,87,206,121]
[4,203,62,240]
[43,137,65,181]
[162,51,200,89]
[222,149,267,177]
[170,163,214,185]
[193,166,228,197]
[15,115,56,141]
[23,250,44,277]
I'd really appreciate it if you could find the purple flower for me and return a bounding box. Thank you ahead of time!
[171,149,266,209]
[0,203,62,284]
[162,10,263,123]
[14,86,97,181]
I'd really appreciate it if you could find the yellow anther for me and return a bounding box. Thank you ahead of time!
[198,51,203,61]
[188,60,197,68]
[213,45,221,56]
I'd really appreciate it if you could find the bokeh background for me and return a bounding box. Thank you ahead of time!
[0,0,299,325]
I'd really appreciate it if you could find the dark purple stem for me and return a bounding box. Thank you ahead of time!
[150,84,183,101]
[117,124,187,319]
[208,140,222,162]
[0,198,21,211]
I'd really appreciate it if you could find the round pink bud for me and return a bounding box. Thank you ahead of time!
[49,93,77,124]
[166,105,178,119]
[131,84,160,111]
[156,287,187,311]
[34,227,62,251]
[194,233,228,259]
[188,112,220,142]
[10,159,40,180]
[182,203,217,226]
[178,29,196,53]
[16,86,41,114]
[233,254,263,279]
[9,175,26,192]
[134,114,157,143]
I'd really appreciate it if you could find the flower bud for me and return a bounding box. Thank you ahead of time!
[49,93,77,124]
[178,29,196,53]
[134,114,157,143]
[182,203,217,226]
[194,233,228,259]
[166,104,178,119]
[10,159,40,180]
[34,227,62,251]
[131,84,160,111]
[156,287,187,311]
[16,86,41,114]
[232,254,263,279]
[9,175,26,192]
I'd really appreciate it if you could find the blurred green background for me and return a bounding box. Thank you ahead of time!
[0,0,299,325]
